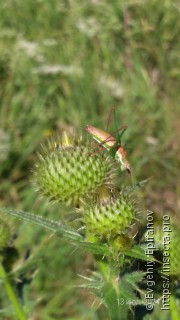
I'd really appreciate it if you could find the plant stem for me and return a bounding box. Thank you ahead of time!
[0,261,26,320]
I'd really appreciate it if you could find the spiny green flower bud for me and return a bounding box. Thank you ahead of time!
[108,234,133,253]
[0,218,10,250]
[83,196,137,239]
[34,134,114,206]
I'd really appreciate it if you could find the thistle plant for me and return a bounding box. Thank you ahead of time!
[0,130,179,319]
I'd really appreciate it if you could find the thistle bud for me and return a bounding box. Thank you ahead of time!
[108,234,133,253]
[34,133,114,206]
[83,196,137,240]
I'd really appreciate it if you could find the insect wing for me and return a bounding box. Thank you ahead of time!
[85,125,116,148]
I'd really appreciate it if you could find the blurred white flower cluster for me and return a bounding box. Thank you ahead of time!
[32,64,82,76]
[14,37,82,76]
[42,39,58,47]
[16,38,44,62]
[99,75,124,99]
[76,17,100,37]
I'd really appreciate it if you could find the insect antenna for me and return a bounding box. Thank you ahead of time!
[118,126,128,145]
[105,105,116,132]
[112,106,126,145]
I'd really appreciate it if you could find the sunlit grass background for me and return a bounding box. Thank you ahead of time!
[0,0,179,319]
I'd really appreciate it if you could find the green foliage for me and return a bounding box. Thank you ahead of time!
[78,268,145,320]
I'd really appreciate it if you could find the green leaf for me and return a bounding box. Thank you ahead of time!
[0,207,82,242]
[76,278,101,291]
[120,280,137,302]
[77,241,109,255]
[124,245,156,261]
[123,271,145,286]
[102,282,120,320]
[0,207,112,257]
[122,271,145,298]
[102,282,128,320]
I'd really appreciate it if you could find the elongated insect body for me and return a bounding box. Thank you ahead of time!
[85,125,116,147]
[85,125,131,173]
[115,146,131,173]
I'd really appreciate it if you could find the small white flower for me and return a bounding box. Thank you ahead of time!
[16,38,44,62]
[32,64,82,76]
[146,136,159,146]
[76,17,100,37]
[17,39,38,57]
[99,75,124,99]
[42,39,58,47]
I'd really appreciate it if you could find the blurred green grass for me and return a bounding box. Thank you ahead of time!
[0,0,179,319]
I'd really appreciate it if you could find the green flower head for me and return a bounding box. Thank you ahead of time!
[34,133,114,206]
[83,195,137,240]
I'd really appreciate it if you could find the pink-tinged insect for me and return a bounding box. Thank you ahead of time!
[85,125,131,174]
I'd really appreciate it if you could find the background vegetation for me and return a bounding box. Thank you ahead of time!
[0,0,179,319]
